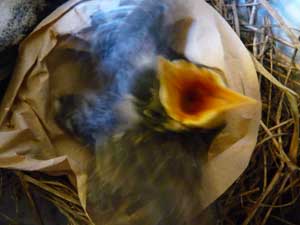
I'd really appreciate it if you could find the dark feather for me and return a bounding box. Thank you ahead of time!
[88,127,218,225]
[55,1,219,224]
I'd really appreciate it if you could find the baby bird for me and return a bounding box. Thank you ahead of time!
[55,0,255,224]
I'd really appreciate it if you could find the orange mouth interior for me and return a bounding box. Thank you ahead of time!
[158,57,257,128]
[180,80,222,115]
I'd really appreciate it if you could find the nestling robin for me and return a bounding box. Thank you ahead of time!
[55,0,256,224]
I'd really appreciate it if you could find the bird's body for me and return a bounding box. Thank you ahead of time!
[88,127,216,225]
[55,0,255,224]
[56,0,176,145]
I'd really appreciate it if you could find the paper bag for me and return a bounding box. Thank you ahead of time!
[0,0,261,218]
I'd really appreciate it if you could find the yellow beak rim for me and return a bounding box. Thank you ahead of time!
[157,57,257,128]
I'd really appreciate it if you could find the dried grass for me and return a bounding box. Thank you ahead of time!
[208,0,300,224]
[0,170,92,225]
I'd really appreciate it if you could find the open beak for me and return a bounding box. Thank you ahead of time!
[158,57,257,129]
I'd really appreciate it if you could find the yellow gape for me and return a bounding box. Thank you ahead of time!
[158,57,257,129]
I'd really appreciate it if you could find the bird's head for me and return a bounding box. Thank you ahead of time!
[131,56,257,132]
[89,57,257,225]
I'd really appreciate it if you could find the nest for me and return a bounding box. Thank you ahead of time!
[0,0,299,225]
[0,170,91,225]
[208,0,300,224]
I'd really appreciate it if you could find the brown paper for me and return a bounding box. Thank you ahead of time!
[0,0,261,219]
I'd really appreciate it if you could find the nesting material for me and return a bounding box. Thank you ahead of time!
[207,0,300,224]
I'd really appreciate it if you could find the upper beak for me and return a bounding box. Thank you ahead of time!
[157,57,257,129]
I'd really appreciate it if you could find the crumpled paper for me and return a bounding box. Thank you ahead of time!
[0,0,261,219]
